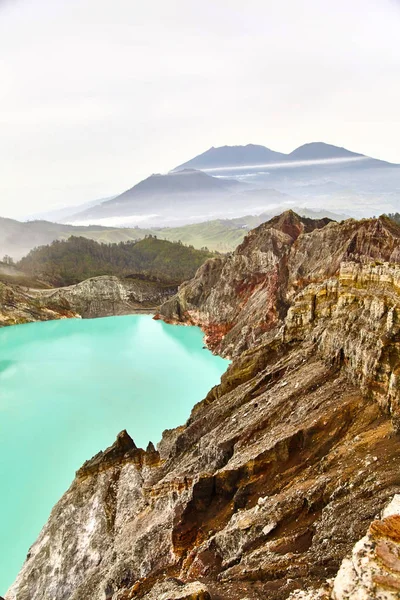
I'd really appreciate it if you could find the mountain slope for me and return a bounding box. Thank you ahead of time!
[167,144,400,220]
[62,144,399,228]
[71,170,246,223]
[7,212,400,600]
[172,142,396,172]
[286,141,363,161]
[161,212,400,356]
[0,275,176,326]
[172,144,286,171]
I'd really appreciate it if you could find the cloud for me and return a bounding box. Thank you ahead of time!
[202,156,370,174]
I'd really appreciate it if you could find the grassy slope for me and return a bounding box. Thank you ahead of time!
[155,220,247,253]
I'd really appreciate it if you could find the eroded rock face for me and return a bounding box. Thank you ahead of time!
[0,275,176,326]
[289,495,400,599]
[38,275,177,318]
[284,261,400,429]
[137,579,211,600]
[160,212,332,357]
[160,213,400,358]
[6,212,400,600]
[0,281,78,325]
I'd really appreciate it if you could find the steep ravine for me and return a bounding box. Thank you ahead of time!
[5,212,400,600]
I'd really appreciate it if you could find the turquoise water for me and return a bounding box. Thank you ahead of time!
[0,315,229,594]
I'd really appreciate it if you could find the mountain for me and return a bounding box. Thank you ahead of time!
[172,141,395,172]
[168,143,400,220]
[7,213,400,600]
[69,169,247,225]
[286,141,364,161]
[172,144,286,171]
[0,260,49,289]
[112,169,243,197]
[0,280,78,326]
[160,210,400,355]
[59,143,399,228]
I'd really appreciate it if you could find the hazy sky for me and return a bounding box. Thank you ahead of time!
[1,0,399,217]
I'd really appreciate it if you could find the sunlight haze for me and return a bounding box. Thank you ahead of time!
[0,0,399,216]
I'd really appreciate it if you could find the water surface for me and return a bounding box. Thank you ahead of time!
[0,315,229,593]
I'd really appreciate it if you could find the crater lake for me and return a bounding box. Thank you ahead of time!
[0,315,229,593]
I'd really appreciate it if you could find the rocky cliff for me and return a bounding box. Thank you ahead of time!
[0,275,176,326]
[160,212,400,357]
[37,275,177,318]
[6,212,400,600]
[0,280,78,325]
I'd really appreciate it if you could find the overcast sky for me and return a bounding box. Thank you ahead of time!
[0,0,399,217]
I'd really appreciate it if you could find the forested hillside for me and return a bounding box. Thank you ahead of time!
[18,236,215,286]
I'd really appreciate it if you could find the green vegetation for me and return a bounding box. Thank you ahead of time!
[1,209,346,263]
[156,219,249,253]
[155,209,344,252]
[0,216,151,261]
[18,236,215,286]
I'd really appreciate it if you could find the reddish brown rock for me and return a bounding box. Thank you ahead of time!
[159,213,400,358]
[6,213,400,600]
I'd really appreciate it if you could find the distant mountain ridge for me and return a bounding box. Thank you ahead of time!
[69,145,377,227]
[172,144,286,171]
[172,141,394,172]
[19,141,399,230]
[286,141,363,161]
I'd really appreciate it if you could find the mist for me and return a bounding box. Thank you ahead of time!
[0,0,399,216]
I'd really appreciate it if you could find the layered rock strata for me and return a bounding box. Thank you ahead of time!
[0,275,176,326]
[6,212,400,600]
[160,213,400,357]
[37,275,177,318]
[0,280,78,325]
[289,495,400,599]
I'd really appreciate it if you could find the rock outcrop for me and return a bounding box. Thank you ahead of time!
[0,280,78,325]
[284,261,400,431]
[289,495,400,599]
[6,212,400,600]
[0,275,177,326]
[37,275,177,318]
[160,213,400,357]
